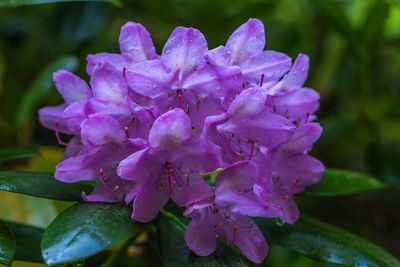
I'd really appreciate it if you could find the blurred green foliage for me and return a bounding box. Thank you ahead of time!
[0,0,399,266]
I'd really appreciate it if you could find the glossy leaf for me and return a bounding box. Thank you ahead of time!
[41,203,143,266]
[14,55,78,128]
[0,147,40,163]
[4,222,44,263]
[0,0,121,8]
[0,171,94,201]
[0,221,16,266]
[254,215,400,267]
[305,168,388,196]
[157,216,249,267]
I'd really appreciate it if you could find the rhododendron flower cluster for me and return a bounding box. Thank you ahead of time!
[39,19,324,263]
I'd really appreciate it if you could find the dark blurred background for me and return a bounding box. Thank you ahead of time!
[0,0,399,266]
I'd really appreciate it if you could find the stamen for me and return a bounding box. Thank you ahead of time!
[123,68,135,95]
[235,151,244,159]
[55,121,70,146]
[185,174,189,185]
[124,126,130,138]
[231,226,238,244]
[195,93,200,106]
[219,133,240,159]
[158,181,164,189]
[249,140,255,160]
[100,169,117,194]
[178,94,182,109]
[305,113,310,123]
[169,169,175,196]
[278,178,300,199]
[260,73,265,87]
[177,89,183,109]
[123,67,127,80]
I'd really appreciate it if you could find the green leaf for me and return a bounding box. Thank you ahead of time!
[363,0,389,44]
[0,0,121,8]
[0,221,16,266]
[157,216,249,267]
[4,222,44,263]
[0,147,40,163]
[200,168,224,186]
[14,55,78,128]
[305,169,388,196]
[254,215,400,267]
[0,171,94,201]
[41,203,143,266]
[313,0,361,56]
[313,0,354,39]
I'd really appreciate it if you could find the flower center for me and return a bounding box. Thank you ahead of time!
[157,163,190,196]
[276,178,300,199]
[99,168,121,194]
[218,132,260,161]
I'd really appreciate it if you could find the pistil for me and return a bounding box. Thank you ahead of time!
[169,169,175,196]
[100,168,118,194]
[54,121,71,146]
[260,73,265,87]
[278,178,300,199]
[249,140,255,160]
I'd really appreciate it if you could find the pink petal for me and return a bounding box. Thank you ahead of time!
[240,51,291,85]
[216,161,259,192]
[272,151,325,193]
[227,87,267,118]
[86,53,132,75]
[161,27,208,74]
[220,213,268,263]
[38,104,73,134]
[90,62,128,104]
[81,114,126,147]
[226,18,265,65]
[55,149,99,183]
[125,59,174,99]
[217,111,295,149]
[53,70,91,104]
[172,173,213,207]
[270,195,300,224]
[118,148,164,181]
[119,22,158,62]
[204,45,230,65]
[185,209,216,256]
[282,123,322,153]
[60,137,82,161]
[271,88,320,121]
[132,177,170,222]
[182,64,242,99]
[148,108,192,149]
[82,181,125,203]
[171,137,222,173]
[62,100,93,133]
[283,53,309,89]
